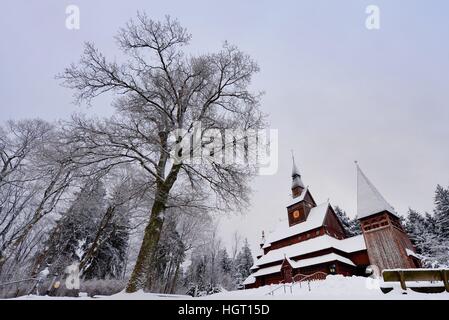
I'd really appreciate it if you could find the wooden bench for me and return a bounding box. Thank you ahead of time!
[381,269,449,294]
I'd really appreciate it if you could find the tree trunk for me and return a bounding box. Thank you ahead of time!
[79,205,116,274]
[126,126,182,293]
[169,260,181,294]
[126,199,165,292]
[163,259,173,294]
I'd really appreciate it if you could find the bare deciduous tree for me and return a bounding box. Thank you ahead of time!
[0,120,79,277]
[59,13,264,292]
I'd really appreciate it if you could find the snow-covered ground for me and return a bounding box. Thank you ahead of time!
[7,291,193,300]
[7,275,449,300]
[207,275,449,300]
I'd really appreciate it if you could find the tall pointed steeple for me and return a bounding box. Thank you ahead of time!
[356,162,397,219]
[291,151,304,198]
[259,231,265,247]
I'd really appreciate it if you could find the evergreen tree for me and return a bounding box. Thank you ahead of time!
[334,206,362,237]
[431,185,449,267]
[434,185,449,239]
[82,204,129,280]
[35,179,129,280]
[185,252,208,296]
[348,218,362,236]
[219,249,233,274]
[424,212,438,235]
[405,206,449,268]
[405,209,430,255]
[37,179,107,277]
[184,237,236,295]
[217,248,235,290]
[234,239,253,288]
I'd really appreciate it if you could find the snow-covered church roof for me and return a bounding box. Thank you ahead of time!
[248,251,358,280]
[287,253,356,269]
[255,234,366,268]
[250,264,283,278]
[356,163,398,219]
[286,186,310,208]
[242,275,256,285]
[263,201,329,249]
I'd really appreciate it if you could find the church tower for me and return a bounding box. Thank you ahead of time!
[356,163,420,271]
[287,154,316,226]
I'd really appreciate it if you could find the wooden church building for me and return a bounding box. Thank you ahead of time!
[243,158,421,288]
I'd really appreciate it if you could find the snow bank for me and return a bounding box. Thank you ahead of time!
[205,275,449,300]
[9,290,193,300]
[7,276,449,300]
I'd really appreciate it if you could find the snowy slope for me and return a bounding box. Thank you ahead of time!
[206,275,449,300]
[9,276,449,300]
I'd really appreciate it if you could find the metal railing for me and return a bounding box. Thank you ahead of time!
[293,271,327,283]
[292,271,327,291]
[266,280,293,296]
[266,271,328,295]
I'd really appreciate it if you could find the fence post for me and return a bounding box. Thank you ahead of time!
[399,271,407,293]
[442,270,449,293]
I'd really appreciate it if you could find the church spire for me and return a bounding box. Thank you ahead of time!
[259,231,265,247]
[291,151,304,198]
[355,162,397,219]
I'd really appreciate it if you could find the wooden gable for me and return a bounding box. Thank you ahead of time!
[302,189,317,207]
[323,206,347,239]
[287,189,317,227]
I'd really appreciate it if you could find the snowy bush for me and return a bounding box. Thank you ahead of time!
[80,279,126,297]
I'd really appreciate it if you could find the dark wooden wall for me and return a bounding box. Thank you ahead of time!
[361,212,416,271]
[323,207,347,239]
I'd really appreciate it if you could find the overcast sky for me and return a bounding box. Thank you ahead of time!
[1,0,448,253]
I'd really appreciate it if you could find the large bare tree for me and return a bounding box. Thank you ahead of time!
[60,13,264,292]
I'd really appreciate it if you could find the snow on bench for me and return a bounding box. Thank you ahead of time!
[381,269,449,294]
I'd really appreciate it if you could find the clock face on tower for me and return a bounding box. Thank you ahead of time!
[293,210,300,219]
[288,207,305,226]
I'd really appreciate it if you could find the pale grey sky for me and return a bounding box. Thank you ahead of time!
[1,0,448,253]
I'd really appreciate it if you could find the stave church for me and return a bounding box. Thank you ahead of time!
[243,157,421,289]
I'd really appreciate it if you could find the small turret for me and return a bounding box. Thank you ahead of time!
[259,231,265,247]
[291,152,304,198]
